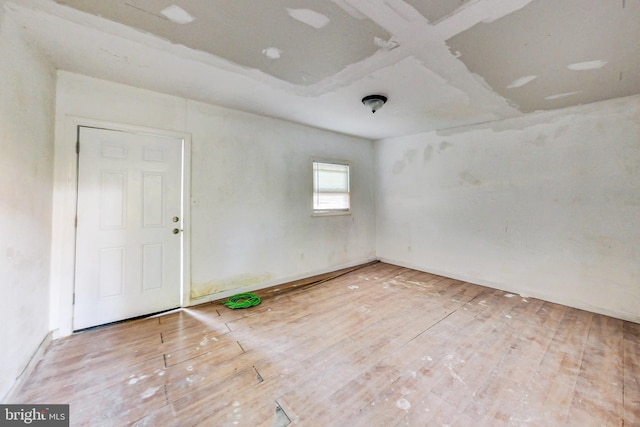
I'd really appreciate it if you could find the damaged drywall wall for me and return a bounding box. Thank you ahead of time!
[375,94,640,322]
[0,5,56,400]
[51,72,376,333]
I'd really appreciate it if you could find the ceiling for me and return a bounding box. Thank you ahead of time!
[4,0,639,139]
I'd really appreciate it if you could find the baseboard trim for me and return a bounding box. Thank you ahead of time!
[378,257,640,324]
[2,331,53,403]
[189,258,379,306]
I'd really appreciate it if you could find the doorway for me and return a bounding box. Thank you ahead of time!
[73,126,185,330]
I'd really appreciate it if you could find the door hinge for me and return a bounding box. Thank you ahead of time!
[72,293,75,305]
[76,140,80,154]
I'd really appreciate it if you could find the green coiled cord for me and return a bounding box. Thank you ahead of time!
[223,292,262,309]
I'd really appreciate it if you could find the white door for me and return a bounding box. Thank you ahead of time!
[74,126,183,330]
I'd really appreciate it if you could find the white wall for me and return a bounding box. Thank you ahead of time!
[187,100,375,299]
[376,95,640,323]
[52,72,376,334]
[0,7,56,400]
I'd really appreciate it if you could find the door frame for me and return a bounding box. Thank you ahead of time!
[50,116,192,337]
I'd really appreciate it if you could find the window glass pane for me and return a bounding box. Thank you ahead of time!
[313,161,350,213]
[315,192,350,210]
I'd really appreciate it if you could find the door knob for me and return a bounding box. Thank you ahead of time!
[173,228,180,234]
[172,216,179,222]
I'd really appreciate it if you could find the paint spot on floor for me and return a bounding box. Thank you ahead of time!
[348,285,359,289]
[186,375,204,384]
[128,374,149,385]
[358,305,371,314]
[141,386,160,399]
[396,398,411,411]
[444,354,466,385]
[504,293,515,298]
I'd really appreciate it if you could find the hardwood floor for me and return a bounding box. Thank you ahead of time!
[12,262,640,426]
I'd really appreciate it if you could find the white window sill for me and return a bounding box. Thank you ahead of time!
[312,210,352,217]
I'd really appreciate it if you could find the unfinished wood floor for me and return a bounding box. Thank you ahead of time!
[13,262,640,426]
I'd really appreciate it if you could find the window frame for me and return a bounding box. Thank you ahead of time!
[311,158,352,217]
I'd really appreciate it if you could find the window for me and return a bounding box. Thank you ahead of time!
[313,160,351,215]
